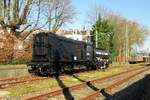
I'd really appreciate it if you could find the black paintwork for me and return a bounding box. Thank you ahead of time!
[28,32,110,75]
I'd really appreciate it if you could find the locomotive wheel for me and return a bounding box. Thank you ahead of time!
[39,66,49,76]
[27,66,32,73]
[28,65,37,73]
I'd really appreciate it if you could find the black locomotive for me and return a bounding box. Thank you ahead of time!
[27,32,110,75]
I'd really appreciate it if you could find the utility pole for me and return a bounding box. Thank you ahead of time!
[95,13,101,48]
[125,23,129,62]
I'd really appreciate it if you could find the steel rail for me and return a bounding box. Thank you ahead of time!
[0,76,49,89]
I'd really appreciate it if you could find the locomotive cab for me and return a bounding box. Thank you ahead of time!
[32,33,49,62]
[28,33,51,75]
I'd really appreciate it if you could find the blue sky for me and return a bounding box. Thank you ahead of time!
[69,0,150,51]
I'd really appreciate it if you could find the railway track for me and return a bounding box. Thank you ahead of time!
[0,73,68,89]
[0,75,30,82]
[0,69,101,89]
[0,75,49,89]
[24,67,149,100]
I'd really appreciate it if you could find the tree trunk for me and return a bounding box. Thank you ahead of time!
[3,30,15,61]
[118,48,122,64]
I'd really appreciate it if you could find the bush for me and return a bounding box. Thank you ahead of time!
[0,59,30,65]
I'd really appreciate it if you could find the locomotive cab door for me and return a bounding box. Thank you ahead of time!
[86,44,94,61]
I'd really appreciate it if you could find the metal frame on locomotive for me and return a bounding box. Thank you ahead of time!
[27,32,110,75]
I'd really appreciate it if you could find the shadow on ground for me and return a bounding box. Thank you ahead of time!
[55,74,99,100]
[71,74,100,91]
[145,64,150,66]
[140,63,150,66]
[55,76,74,100]
[101,74,150,100]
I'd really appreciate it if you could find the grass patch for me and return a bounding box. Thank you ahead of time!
[1,64,143,96]
[3,79,57,96]
[71,65,142,81]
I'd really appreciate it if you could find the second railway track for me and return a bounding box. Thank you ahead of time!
[82,67,150,100]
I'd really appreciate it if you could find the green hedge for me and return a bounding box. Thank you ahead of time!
[0,59,30,65]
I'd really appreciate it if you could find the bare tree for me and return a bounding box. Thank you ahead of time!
[41,0,75,32]
[0,0,45,60]
[0,0,33,37]
[0,0,75,61]
[86,4,113,28]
